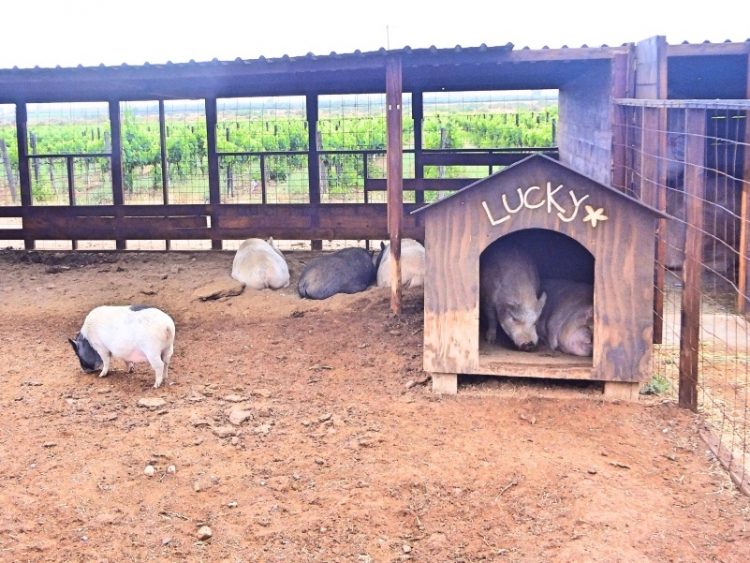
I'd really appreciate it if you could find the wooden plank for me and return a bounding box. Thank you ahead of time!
[699,428,750,496]
[205,97,221,250]
[0,229,25,238]
[109,100,125,250]
[737,55,750,312]
[412,91,424,206]
[17,203,425,241]
[616,99,750,110]
[420,149,558,167]
[158,99,170,250]
[634,36,667,99]
[15,103,33,249]
[365,178,477,192]
[431,373,457,395]
[307,94,322,250]
[0,206,23,217]
[635,36,668,345]
[476,346,593,380]
[668,42,750,58]
[17,204,209,217]
[386,57,403,314]
[611,52,632,189]
[679,108,706,412]
[603,382,640,401]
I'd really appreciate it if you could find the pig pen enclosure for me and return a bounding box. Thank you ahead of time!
[1,37,750,559]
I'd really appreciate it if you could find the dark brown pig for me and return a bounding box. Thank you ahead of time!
[538,278,594,357]
[480,241,546,351]
[298,247,376,300]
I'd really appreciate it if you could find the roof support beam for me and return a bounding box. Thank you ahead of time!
[386,56,403,314]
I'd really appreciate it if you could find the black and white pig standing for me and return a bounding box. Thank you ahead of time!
[68,305,175,388]
[480,240,546,351]
[538,278,594,357]
[298,247,376,300]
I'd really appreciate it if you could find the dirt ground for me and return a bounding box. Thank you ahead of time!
[1,249,749,563]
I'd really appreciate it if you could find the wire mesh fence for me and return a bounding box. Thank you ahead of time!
[120,100,165,205]
[318,93,414,204]
[162,100,208,204]
[26,102,112,206]
[217,96,308,204]
[614,99,750,491]
[0,104,19,206]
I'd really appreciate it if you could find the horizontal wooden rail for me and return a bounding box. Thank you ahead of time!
[420,148,558,167]
[2,203,425,241]
[27,152,111,159]
[615,98,750,110]
[365,178,477,191]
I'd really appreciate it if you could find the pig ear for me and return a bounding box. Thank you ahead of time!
[267,236,275,246]
[380,241,386,251]
[537,292,547,314]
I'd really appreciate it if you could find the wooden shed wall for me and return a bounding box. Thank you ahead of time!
[557,66,614,185]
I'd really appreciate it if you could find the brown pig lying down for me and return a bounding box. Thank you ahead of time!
[538,279,594,357]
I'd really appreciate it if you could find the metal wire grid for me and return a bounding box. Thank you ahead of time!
[26,102,112,206]
[614,102,750,488]
[120,101,164,205]
[217,96,309,204]
[161,100,208,204]
[0,104,19,206]
[318,93,413,204]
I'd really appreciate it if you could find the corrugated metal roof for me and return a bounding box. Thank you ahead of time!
[3,38,748,73]
[3,43,517,73]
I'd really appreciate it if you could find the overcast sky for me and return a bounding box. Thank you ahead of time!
[1,0,747,69]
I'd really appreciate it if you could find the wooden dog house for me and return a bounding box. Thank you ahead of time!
[413,154,666,398]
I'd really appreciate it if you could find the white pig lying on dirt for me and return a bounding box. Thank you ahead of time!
[538,278,594,357]
[480,241,546,351]
[375,239,426,288]
[68,305,175,388]
[231,238,290,290]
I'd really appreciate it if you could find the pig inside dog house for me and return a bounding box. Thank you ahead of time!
[413,153,667,399]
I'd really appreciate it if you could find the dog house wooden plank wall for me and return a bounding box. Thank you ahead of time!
[413,154,667,397]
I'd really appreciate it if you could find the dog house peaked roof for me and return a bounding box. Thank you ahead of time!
[412,153,667,221]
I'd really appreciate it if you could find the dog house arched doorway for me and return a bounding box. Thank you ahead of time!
[478,228,595,376]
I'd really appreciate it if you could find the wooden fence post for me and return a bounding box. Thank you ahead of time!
[109,100,125,250]
[386,56,403,314]
[634,36,668,344]
[307,94,322,251]
[0,138,17,203]
[205,98,221,250]
[737,56,750,312]
[158,100,171,250]
[679,108,706,411]
[15,103,33,249]
[412,91,424,207]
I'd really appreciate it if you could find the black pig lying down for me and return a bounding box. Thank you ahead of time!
[538,278,594,357]
[298,247,376,300]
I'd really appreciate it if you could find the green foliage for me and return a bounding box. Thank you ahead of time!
[0,103,558,201]
[640,373,672,395]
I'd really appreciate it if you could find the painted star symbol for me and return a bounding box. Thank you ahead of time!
[583,205,608,228]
